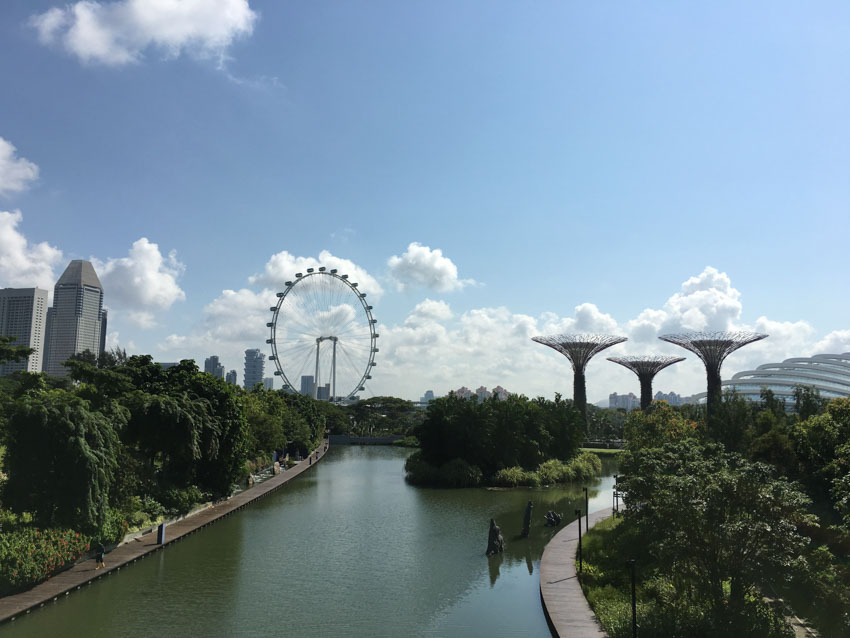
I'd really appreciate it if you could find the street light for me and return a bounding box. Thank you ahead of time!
[575,508,582,573]
[583,486,589,529]
[627,558,637,637]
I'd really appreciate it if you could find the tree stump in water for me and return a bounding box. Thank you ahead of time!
[486,518,505,556]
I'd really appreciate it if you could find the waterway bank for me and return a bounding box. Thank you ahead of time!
[540,508,612,637]
[2,446,617,637]
[0,442,329,626]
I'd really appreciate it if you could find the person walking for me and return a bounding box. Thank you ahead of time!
[95,542,106,570]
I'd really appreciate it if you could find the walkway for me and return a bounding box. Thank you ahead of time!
[539,507,612,638]
[0,443,329,625]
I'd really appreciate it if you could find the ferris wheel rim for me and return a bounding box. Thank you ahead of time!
[268,269,377,401]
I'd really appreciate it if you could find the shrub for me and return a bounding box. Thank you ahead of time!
[492,466,540,487]
[0,527,91,595]
[101,507,129,544]
[158,485,205,516]
[393,436,420,448]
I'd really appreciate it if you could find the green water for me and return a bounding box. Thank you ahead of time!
[4,446,617,637]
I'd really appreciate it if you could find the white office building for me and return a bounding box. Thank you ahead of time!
[0,287,48,376]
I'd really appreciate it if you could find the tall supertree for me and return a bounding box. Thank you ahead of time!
[658,331,767,420]
[607,356,685,410]
[532,333,627,422]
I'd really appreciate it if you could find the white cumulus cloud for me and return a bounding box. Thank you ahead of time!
[250,249,383,299]
[0,138,39,196]
[387,242,475,292]
[93,237,185,328]
[0,210,63,288]
[31,0,257,67]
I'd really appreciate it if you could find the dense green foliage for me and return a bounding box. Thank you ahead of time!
[0,353,341,595]
[581,391,850,637]
[406,392,589,486]
[0,335,33,367]
[581,517,793,638]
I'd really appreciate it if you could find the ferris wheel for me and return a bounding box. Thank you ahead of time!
[266,267,378,401]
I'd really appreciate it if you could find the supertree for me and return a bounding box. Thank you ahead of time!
[607,356,685,410]
[531,333,627,422]
[658,331,767,420]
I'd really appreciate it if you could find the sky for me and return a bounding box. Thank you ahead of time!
[1,0,849,402]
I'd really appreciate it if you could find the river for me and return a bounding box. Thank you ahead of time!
[5,446,617,638]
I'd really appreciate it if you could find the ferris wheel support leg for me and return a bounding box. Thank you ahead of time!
[313,339,320,400]
[332,338,337,401]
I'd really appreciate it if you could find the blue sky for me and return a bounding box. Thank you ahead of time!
[1,0,848,401]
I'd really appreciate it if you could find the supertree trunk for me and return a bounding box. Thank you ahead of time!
[705,366,723,423]
[574,371,587,424]
[639,375,653,411]
[607,356,684,413]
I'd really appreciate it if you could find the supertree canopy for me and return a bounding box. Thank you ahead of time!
[532,333,627,421]
[658,331,768,418]
[607,356,685,410]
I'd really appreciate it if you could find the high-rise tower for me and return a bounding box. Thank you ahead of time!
[204,355,225,379]
[244,348,264,389]
[0,287,49,376]
[43,260,104,376]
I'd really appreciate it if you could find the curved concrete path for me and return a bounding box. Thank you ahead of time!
[0,443,329,625]
[540,507,612,637]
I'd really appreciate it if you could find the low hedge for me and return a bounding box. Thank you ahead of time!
[0,527,91,595]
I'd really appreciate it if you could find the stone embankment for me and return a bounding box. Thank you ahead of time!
[0,442,329,625]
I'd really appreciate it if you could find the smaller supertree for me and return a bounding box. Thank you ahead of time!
[607,356,685,410]
[658,331,767,421]
[531,333,627,422]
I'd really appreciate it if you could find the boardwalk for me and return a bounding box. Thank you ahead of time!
[539,507,612,638]
[0,444,329,625]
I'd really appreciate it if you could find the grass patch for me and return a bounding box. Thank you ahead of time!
[580,447,624,457]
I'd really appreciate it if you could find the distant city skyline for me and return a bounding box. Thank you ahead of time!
[1,2,849,399]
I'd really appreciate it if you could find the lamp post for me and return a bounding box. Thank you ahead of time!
[613,474,619,515]
[583,486,589,529]
[627,558,637,637]
[575,508,582,573]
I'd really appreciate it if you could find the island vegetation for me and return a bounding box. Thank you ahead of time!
[580,392,850,638]
[404,392,601,487]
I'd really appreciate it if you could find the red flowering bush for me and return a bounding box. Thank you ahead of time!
[0,527,91,595]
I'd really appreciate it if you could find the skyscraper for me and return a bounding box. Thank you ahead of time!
[226,369,237,385]
[243,349,264,389]
[204,355,225,379]
[0,287,48,376]
[300,375,314,396]
[43,260,104,377]
[263,377,274,391]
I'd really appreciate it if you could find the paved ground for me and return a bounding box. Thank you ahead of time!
[0,443,329,625]
[539,507,612,638]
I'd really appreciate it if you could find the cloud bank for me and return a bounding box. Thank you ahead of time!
[31,0,257,66]
[0,138,39,196]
